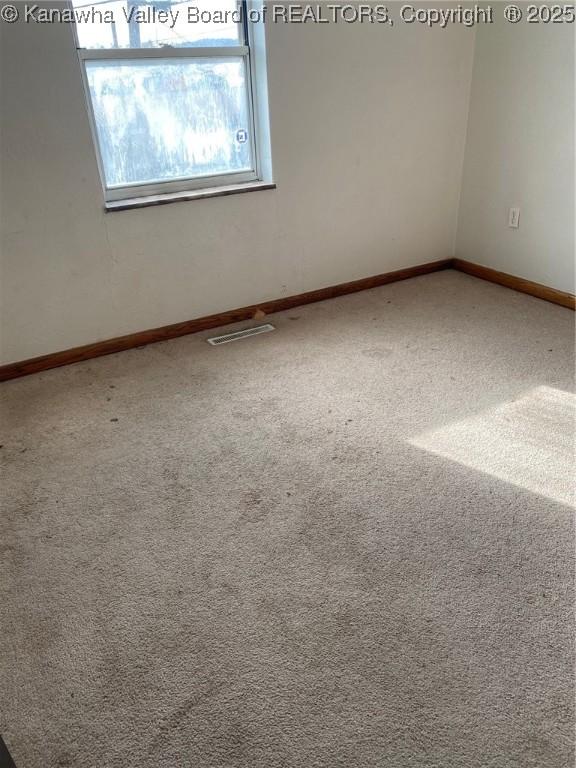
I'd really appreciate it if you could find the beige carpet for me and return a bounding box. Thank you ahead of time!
[1,270,574,768]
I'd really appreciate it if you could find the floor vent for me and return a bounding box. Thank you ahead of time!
[207,324,276,346]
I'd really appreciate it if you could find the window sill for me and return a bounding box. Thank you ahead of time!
[105,181,276,212]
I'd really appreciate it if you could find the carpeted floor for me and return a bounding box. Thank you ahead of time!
[1,270,574,768]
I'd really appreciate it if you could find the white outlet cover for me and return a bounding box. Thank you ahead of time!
[508,207,520,228]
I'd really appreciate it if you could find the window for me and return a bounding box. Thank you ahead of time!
[72,1,272,205]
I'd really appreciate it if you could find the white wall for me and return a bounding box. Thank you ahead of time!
[456,10,575,294]
[0,5,474,364]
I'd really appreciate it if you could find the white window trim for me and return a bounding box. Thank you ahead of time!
[72,1,272,205]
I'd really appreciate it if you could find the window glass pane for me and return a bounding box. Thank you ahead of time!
[73,1,242,50]
[85,58,253,188]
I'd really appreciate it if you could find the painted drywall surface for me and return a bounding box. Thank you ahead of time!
[1,9,474,364]
[456,14,575,294]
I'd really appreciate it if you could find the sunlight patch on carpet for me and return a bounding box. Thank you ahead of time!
[410,386,575,507]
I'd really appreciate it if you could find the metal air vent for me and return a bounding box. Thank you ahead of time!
[207,324,276,346]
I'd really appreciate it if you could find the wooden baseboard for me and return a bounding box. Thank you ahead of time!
[0,259,451,382]
[452,259,576,310]
[3,257,571,382]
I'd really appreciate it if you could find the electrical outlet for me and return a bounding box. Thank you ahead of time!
[508,207,520,228]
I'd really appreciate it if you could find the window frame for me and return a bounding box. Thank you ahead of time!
[73,0,265,203]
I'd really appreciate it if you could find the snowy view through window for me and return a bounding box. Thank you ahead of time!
[74,1,254,189]
[85,58,252,188]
